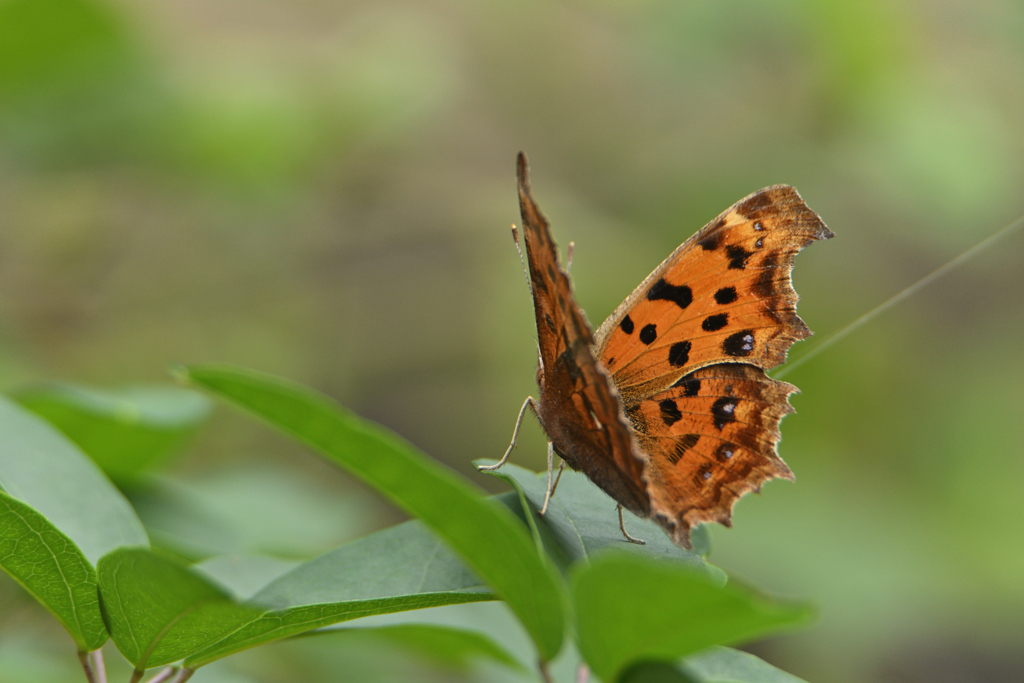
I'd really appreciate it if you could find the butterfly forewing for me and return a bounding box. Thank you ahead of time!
[594,186,833,403]
[516,154,649,516]
[628,364,797,548]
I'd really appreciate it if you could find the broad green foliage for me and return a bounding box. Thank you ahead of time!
[98,548,261,669]
[315,624,526,674]
[0,396,148,564]
[0,491,106,650]
[678,647,810,683]
[479,461,713,571]
[93,519,496,669]
[186,520,495,667]
[14,383,211,483]
[0,365,812,681]
[180,364,567,662]
[572,554,812,681]
[194,554,303,600]
[622,647,811,682]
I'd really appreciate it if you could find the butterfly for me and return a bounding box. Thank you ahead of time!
[481,153,833,549]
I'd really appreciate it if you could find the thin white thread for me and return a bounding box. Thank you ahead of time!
[774,212,1024,380]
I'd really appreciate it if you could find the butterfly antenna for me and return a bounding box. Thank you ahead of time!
[775,210,1024,380]
[566,241,575,274]
[511,225,533,297]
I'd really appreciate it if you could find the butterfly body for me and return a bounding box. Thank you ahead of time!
[511,153,832,549]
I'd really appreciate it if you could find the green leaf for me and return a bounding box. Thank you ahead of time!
[0,491,106,650]
[13,383,211,483]
[97,547,261,670]
[572,554,813,681]
[678,647,809,683]
[315,624,527,674]
[185,519,495,667]
[131,466,379,559]
[194,554,303,600]
[480,461,712,571]
[0,395,148,564]
[621,647,810,683]
[179,364,566,662]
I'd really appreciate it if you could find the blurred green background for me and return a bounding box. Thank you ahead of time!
[1,0,1023,681]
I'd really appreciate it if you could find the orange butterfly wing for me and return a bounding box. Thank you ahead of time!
[515,154,649,517]
[513,153,831,549]
[626,364,798,547]
[594,186,833,400]
[594,185,832,547]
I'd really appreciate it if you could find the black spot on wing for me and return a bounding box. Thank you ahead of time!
[715,443,735,461]
[714,287,737,305]
[672,375,701,396]
[702,314,728,332]
[668,341,691,367]
[737,191,773,218]
[711,397,738,430]
[696,463,714,484]
[753,253,778,298]
[659,399,682,426]
[698,219,725,250]
[668,433,701,464]
[620,315,634,334]
[639,324,658,345]
[722,330,755,357]
[725,245,753,270]
[647,278,693,309]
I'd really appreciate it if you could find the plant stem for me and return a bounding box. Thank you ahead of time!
[538,659,553,683]
[576,663,590,683]
[129,669,144,683]
[90,650,108,683]
[78,651,96,683]
[170,668,195,683]
[143,667,178,683]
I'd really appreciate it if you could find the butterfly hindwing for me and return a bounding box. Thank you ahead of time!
[627,363,797,548]
[594,186,833,403]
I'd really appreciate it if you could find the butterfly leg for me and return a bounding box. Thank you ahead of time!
[478,396,539,472]
[539,446,566,516]
[617,504,646,545]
